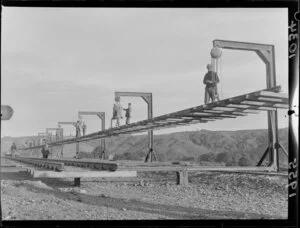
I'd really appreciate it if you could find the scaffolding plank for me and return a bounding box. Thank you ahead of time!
[188,112,213,116]
[29,170,137,178]
[256,97,286,103]
[256,90,288,98]
[257,106,277,111]
[203,110,224,113]
[241,101,266,106]
[273,104,289,109]
[212,107,236,112]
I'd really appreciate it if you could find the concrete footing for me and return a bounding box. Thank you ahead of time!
[74,177,81,187]
[176,170,188,186]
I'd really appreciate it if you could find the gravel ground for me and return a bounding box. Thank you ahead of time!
[1,158,288,220]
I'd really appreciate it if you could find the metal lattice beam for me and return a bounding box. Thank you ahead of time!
[21,86,288,151]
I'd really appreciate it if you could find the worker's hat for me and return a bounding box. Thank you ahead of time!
[207,64,212,70]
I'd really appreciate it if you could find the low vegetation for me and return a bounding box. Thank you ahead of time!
[1,128,288,167]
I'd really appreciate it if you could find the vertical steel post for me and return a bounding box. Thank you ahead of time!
[58,122,77,158]
[76,142,79,158]
[212,40,279,171]
[148,94,154,161]
[101,113,106,159]
[265,46,279,171]
[78,111,106,159]
[61,128,64,158]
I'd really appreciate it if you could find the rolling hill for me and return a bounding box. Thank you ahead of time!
[1,128,288,166]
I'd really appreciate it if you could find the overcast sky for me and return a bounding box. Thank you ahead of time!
[1,8,288,137]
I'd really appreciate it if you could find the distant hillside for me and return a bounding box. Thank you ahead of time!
[1,128,288,166]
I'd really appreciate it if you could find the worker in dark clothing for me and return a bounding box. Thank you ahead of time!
[41,142,50,159]
[82,122,87,136]
[10,142,17,157]
[111,100,123,128]
[203,64,220,104]
[74,121,81,137]
[123,103,132,125]
[55,129,60,141]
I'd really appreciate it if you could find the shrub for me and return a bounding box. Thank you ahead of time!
[181,156,195,162]
[238,156,251,166]
[199,152,216,162]
[225,160,238,166]
[215,152,230,163]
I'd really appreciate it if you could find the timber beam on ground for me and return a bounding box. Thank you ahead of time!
[25,168,136,178]
[24,167,137,187]
[49,158,118,171]
[15,157,118,171]
[21,86,288,150]
[5,156,64,171]
[117,164,286,186]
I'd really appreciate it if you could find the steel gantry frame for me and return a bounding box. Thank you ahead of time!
[57,121,76,158]
[78,111,106,159]
[46,128,63,141]
[46,127,63,156]
[19,39,289,172]
[114,92,156,162]
[212,39,287,171]
[21,86,288,172]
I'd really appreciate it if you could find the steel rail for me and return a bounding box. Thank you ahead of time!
[5,156,64,171]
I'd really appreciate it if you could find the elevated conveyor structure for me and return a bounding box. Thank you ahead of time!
[19,39,289,172]
[22,86,288,171]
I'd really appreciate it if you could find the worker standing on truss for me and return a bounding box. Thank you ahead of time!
[203,64,220,104]
[39,137,44,146]
[123,103,132,125]
[41,140,50,159]
[82,122,87,136]
[10,142,17,157]
[111,97,123,128]
[55,129,60,141]
[74,120,82,137]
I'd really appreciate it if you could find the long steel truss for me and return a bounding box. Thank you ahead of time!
[19,39,289,172]
[23,86,288,171]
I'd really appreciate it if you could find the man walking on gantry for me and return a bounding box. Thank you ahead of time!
[123,103,132,125]
[111,97,123,128]
[41,140,50,159]
[203,64,220,104]
[82,122,87,136]
[74,120,82,137]
[10,142,17,157]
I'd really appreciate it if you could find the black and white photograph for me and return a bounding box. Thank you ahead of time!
[0,4,297,224]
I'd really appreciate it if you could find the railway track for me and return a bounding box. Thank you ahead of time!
[4,156,118,171]
[4,156,64,171]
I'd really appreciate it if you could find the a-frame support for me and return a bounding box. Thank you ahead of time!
[213,39,286,171]
[46,127,63,157]
[78,111,106,159]
[114,91,156,162]
[57,121,76,158]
